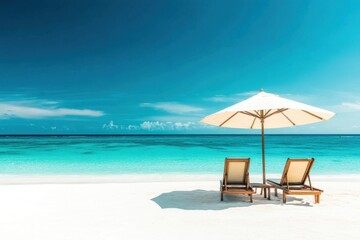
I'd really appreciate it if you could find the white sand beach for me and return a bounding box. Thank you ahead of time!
[0,175,359,240]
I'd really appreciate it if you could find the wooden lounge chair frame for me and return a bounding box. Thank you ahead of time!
[220,158,254,202]
[267,158,323,204]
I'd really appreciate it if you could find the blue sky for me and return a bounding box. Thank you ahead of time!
[0,0,359,134]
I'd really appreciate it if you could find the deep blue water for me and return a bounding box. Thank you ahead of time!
[0,135,359,175]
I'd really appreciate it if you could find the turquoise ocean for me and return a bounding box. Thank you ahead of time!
[0,135,359,175]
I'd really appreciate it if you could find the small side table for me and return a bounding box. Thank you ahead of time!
[251,183,275,200]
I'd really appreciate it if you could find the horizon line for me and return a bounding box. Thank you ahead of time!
[0,133,358,137]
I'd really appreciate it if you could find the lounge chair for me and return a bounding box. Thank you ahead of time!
[220,158,254,202]
[267,158,323,204]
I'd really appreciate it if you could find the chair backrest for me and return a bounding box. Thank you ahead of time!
[280,158,314,185]
[223,158,250,185]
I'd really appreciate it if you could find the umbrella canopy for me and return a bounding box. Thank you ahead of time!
[201,90,335,184]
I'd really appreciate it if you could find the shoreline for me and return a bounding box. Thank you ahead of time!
[1,173,360,184]
[1,134,360,136]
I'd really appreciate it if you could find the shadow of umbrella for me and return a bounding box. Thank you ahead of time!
[151,190,312,210]
[151,190,258,210]
[151,190,251,210]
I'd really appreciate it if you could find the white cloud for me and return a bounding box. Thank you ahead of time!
[205,91,258,103]
[140,121,171,130]
[205,95,231,102]
[137,121,214,131]
[140,102,203,114]
[328,102,360,113]
[238,91,259,96]
[127,125,140,130]
[102,120,119,130]
[0,103,104,119]
[107,120,212,132]
[342,102,360,110]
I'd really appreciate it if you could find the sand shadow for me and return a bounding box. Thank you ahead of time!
[151,190,312,210]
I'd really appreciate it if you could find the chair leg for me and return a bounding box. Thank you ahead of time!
[283,193,286,203]
[221,191,224,201]
[264,188,267,198]
[267,188,271,200]
[260,188,263,195]
[275,188,278,197]
[249,194,253,203]
[315,195,320,204]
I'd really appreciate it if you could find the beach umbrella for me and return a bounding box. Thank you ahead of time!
[200,90,335,184]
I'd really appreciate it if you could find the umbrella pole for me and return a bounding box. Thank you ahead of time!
[261,116,266,185]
